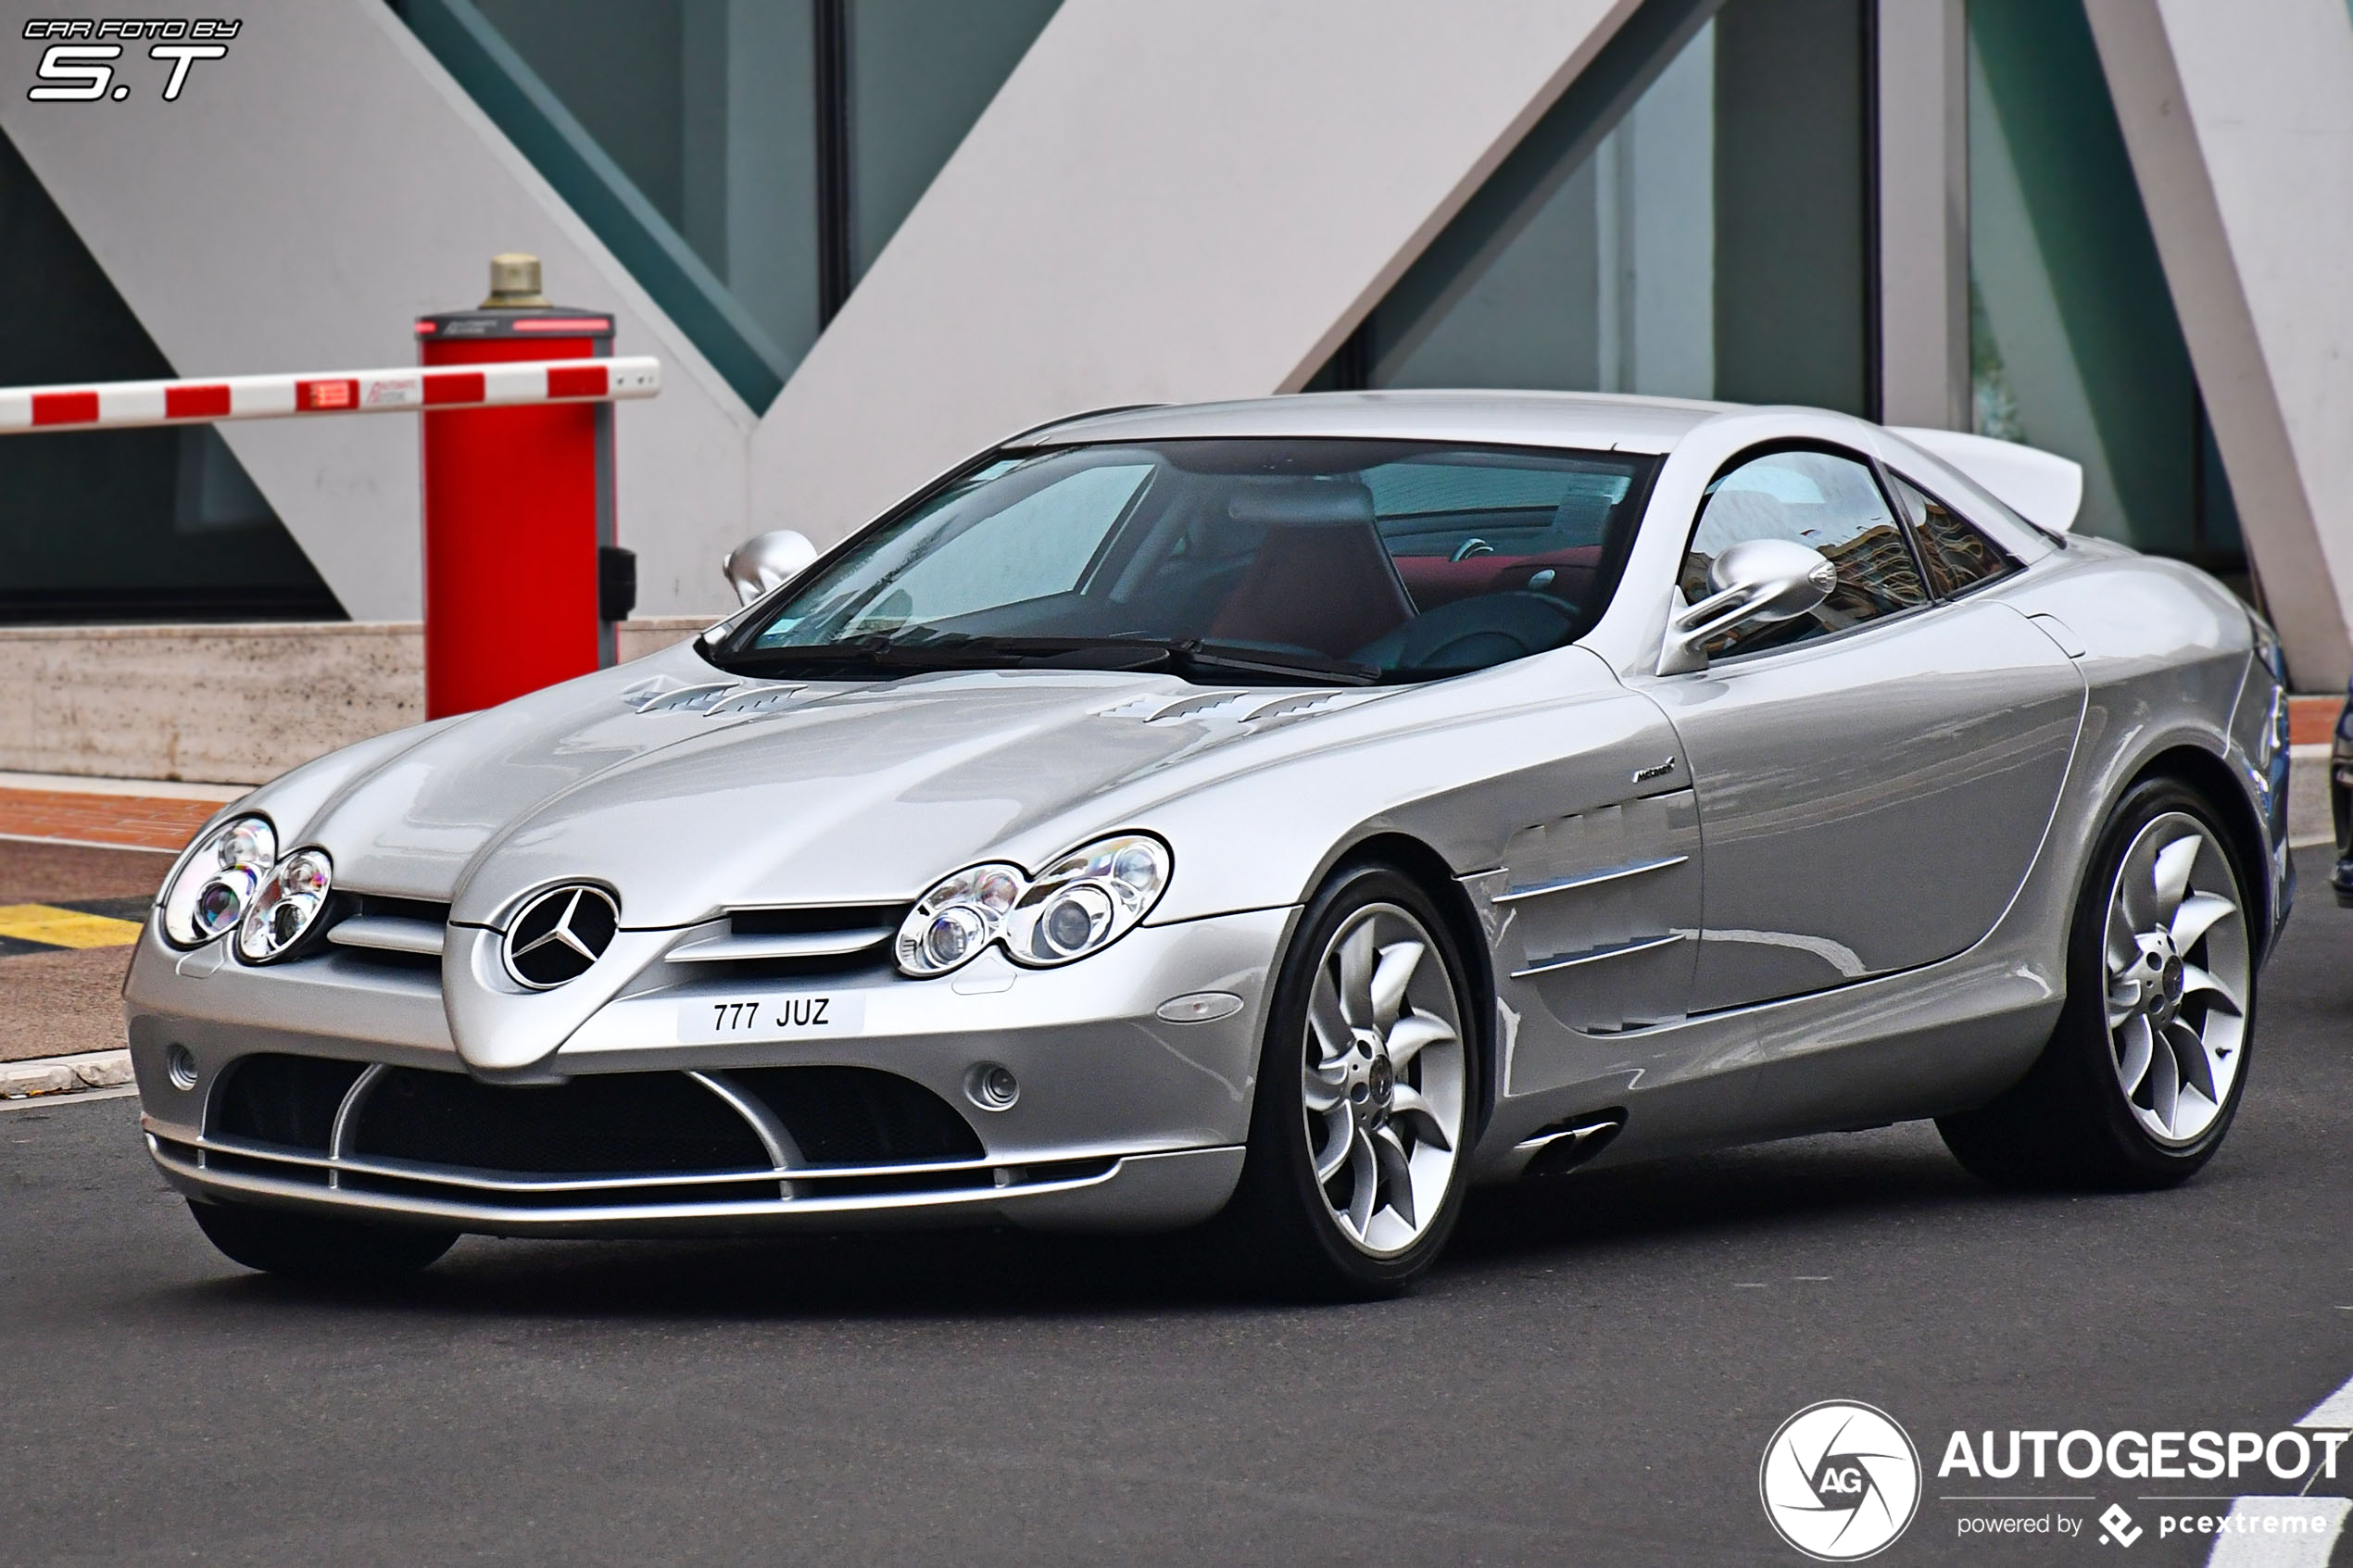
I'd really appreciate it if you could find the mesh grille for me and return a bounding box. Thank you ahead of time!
[210,1054,369,1152]
[349,1069,771,1176]
[735,1066,984,1166]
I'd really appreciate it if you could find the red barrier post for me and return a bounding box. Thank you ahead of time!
[415,255,629,719]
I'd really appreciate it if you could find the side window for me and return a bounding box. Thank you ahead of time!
[1680,449,1926,658]
[1894,474,2020,597]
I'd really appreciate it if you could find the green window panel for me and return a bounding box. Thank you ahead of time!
[401,0,1057,413]
[1319,0,1874,420]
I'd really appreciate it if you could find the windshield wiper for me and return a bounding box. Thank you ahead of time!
[1152,639,1379,685]
[717,631,1379,685]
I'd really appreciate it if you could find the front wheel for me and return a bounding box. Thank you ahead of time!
[1217,864,1481,1298]
[1939,779,2256,1188]
[189,1198,459,1282]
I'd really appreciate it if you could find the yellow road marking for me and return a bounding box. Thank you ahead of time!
[0,903,144,949]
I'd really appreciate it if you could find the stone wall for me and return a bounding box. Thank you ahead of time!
[0,618,709,784]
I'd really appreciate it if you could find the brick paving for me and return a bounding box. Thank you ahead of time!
[0,786,221,853]
[2291,692,2340,746]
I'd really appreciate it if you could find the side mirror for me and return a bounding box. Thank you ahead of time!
[722,529,819,607]
[1657,538,1836,674]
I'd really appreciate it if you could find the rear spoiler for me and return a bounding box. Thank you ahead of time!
[1887,426,2083,534]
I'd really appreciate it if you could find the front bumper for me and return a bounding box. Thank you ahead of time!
[127,906,1291,1236]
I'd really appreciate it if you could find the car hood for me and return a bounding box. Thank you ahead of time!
[287,644,1400,930]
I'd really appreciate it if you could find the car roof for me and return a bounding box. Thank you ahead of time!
[1016,389,1738,457]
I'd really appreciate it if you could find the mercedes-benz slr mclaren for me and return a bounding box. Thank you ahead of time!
[127,392,2291,1295]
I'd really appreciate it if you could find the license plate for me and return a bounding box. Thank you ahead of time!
[675,993,864,1044]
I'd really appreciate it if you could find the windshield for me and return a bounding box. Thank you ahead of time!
[712,437,1658,684]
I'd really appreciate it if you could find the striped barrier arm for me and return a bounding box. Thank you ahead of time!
[0,357,661,433]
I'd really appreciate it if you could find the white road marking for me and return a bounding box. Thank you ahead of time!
[2302,1373,2353,1430]
[2202,1496,2348,1567]
[2198,1374,2353,1565]
[0,1083,137,1111]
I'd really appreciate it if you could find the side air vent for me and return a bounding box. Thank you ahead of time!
[1514,1111,1626,1178]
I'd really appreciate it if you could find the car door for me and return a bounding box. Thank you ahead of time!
[1630,446,2084,1013]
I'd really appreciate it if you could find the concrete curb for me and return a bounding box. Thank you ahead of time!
[0,1049,133,1099]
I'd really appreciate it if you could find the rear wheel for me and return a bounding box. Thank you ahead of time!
[1938,779,2255,1188]
[1217,865,1480,1298]
[189,1199,458,1282]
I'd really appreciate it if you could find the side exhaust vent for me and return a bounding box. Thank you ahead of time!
[1514,1111,1626,1178]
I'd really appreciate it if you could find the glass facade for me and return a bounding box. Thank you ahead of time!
[1967,0,2240,571]
[1325,0,2241,577]
[402,0,1058,410]
[0,128,339,624]
[1325,0,1875,418]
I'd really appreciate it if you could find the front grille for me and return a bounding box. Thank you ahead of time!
[729,905,907,939]
[176,1054,1074,1218]
[661,904,910,982]
[321,894,451,974]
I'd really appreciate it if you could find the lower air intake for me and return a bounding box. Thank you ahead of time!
[350,1068,772,1175]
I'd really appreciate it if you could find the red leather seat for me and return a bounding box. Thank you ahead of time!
[1207,483,1414,658]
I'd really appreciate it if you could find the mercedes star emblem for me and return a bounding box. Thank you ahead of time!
[502,884,620,989]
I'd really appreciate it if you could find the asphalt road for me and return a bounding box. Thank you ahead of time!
[3,848,2348,1566]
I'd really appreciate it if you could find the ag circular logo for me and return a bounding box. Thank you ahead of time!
[1759,1400,1920,1561]
[502,884,620,989]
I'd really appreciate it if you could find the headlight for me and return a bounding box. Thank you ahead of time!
[235,848,333,963]
[159,814,276,948]
[894,834,1170,976]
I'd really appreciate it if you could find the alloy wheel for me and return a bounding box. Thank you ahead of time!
[2102,812,2249,1145]
[1301,902,1466,1256]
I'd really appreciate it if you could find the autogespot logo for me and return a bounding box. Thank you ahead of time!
[1760,1401,1923,1561]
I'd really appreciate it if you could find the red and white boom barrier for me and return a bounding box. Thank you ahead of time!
[0,357,660,433]
[4,257,661,719]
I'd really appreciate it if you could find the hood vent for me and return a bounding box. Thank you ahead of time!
[622,677,808,719]
[1097,688,1388,727]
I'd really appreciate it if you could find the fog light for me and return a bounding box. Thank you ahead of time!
[165,1044,198,1092]
[965,1061,1019,1111]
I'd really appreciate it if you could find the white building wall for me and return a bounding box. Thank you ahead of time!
[748,0,1647,549]
[2087,0,2353,688]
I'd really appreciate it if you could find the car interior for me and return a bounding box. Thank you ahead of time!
[747,439,1658,680]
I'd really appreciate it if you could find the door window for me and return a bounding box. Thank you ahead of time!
[1680,449,1926,658]
[1894,474,2020,597]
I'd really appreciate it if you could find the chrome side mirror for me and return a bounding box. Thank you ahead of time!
[722,529,819,607]
[1657,538,1836,674]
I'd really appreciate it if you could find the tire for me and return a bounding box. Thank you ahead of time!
[1938,778,2257,1189]
[1215,863,1483,1298]
[189,1198,459,1282]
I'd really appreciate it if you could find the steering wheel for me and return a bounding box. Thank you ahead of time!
[1355,590,1583,672]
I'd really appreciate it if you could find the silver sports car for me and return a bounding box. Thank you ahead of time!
[126,392,2291,1295]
